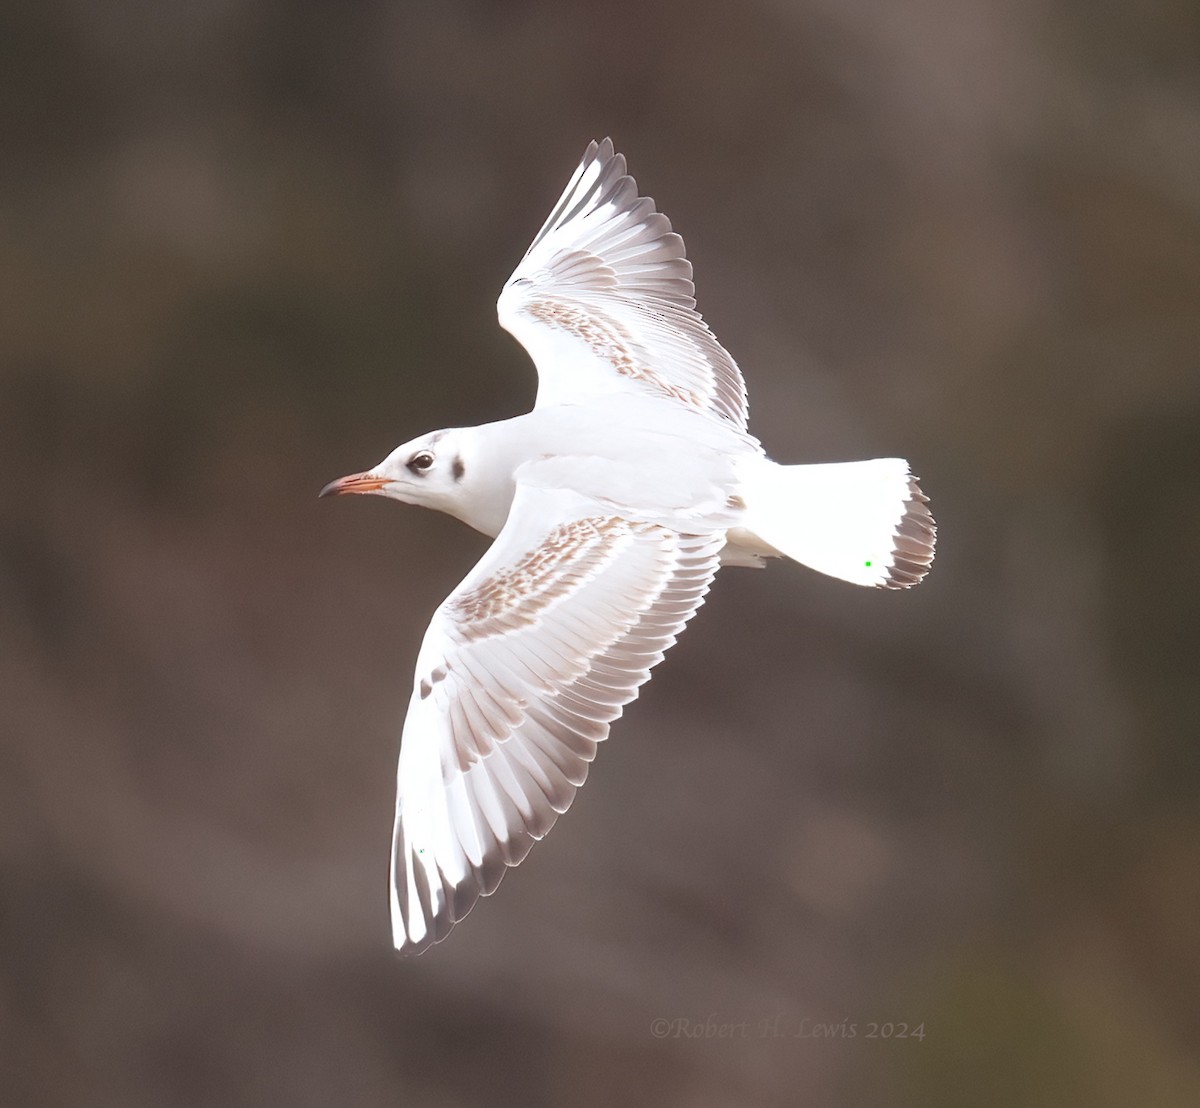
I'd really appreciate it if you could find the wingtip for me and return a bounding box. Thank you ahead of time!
[584,136,617,167]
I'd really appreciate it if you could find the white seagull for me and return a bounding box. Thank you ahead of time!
[321,139,935,954]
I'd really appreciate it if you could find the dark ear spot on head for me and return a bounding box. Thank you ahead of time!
[452,455,465,482]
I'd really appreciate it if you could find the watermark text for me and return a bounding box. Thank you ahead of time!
[649,1014,926,1042]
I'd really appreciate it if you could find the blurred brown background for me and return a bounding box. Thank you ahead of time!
[3,1,1198,1105]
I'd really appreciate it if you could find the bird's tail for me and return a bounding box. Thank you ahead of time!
[732,456,936,588]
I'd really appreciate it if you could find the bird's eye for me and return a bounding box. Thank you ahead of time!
[407,451,435,474]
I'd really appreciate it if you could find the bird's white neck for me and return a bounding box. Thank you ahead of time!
[439,420,522,538]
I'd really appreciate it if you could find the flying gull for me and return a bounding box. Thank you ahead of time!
[321,139,936,954]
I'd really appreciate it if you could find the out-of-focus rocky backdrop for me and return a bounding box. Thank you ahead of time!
[3,1,1198,1105]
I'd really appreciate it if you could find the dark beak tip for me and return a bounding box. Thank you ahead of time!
[318,480,339,499]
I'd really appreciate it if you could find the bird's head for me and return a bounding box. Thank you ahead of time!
[320,428,470,512]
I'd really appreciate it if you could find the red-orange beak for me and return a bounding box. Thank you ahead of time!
[318,471,390,498]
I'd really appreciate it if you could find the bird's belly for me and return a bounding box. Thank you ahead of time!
[470,398,758,534]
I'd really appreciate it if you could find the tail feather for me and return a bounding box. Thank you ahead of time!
[732,457,936,589]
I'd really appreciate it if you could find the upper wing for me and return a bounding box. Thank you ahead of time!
[390,483,724,954]
[497,138,749,431]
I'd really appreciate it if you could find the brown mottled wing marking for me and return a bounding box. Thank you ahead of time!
[389,483,724,955]
[451,515,652,640]
[522,298,708,411]
[497,139,749,431]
